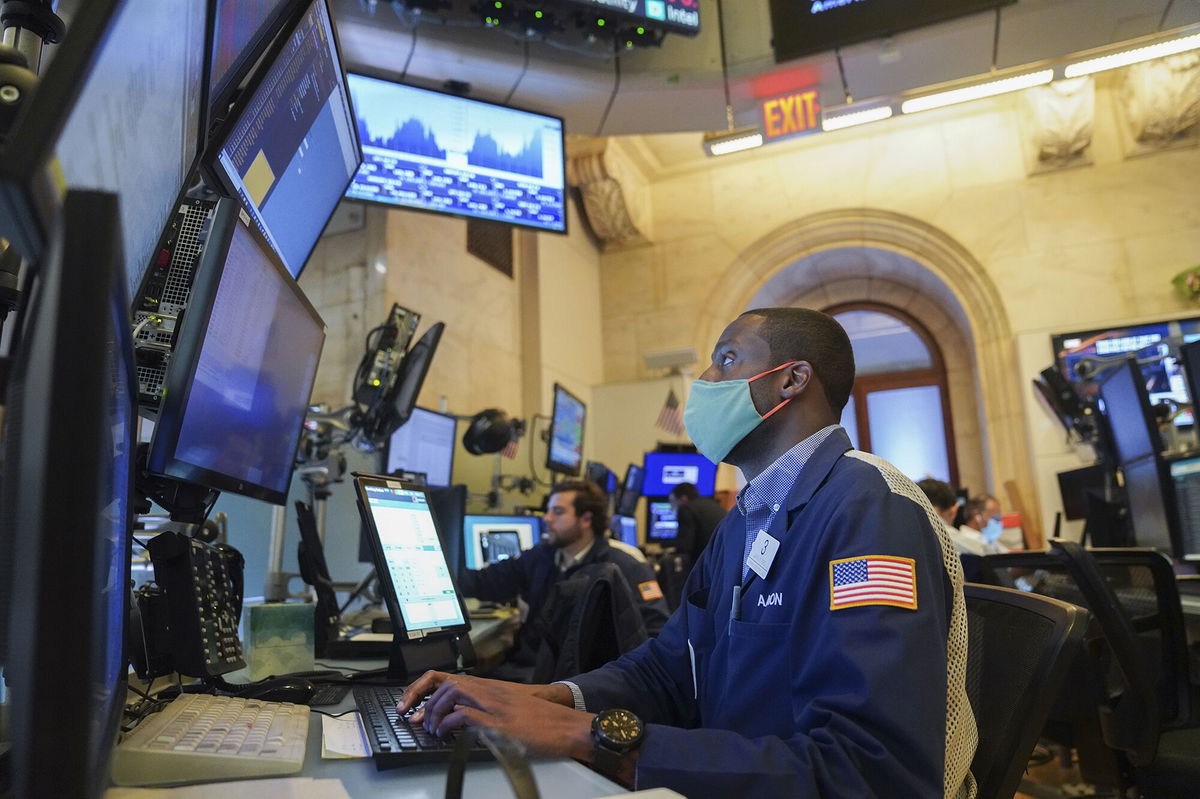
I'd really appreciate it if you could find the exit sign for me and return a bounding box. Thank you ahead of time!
[760,89,823,142]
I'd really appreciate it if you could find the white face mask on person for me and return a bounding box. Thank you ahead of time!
[682,361,799,464]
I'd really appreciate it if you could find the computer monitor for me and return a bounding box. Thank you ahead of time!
[1121,455,1176,554]
[344,73,567,233]
[546,383,586,476]
[1056,463,1111,521]
[611,515,639,548]
[428,485,468,577]
[645,499,679,544]
[642,451,718,497]
[1179,340,1200,427]
[354,475,470,640]
[208,0,299,121]
[146,203,325,505]
[585,460,617,494]
[615,463,645,517]
[1167,458,1200,560]
[207,0,360,277]
[0,191,135,796]
[0,0,208,296]
[385,407,457,487]
[463,515,540,570]
[1097,357,1163,465]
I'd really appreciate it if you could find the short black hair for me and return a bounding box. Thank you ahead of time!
[917,478,957,512]
[669,482,700,501]
[741,307,855,414]
[965,494,998,518]
[551,480,608,535]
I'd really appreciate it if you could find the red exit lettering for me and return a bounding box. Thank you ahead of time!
[761,90,822,140]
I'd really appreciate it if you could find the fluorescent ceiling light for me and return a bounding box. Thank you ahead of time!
[704,129,764,157]
[822,105,893,131]
[901,69,1054,114]
[1064,32,1200,78]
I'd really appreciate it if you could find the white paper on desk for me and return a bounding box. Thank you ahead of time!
[105,778,352,799]
[321,711,371,758]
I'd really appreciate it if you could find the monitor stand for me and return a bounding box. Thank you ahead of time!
[388,633,477,682]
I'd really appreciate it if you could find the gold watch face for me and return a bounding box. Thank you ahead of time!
[598,709,642,744]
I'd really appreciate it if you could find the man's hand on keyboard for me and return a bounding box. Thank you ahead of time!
[396,671,592,760]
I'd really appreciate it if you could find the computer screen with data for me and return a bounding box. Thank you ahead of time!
[546,383,586,476]
[385,406,457,486]
[210,0,360,277]
[643,451,717,496]
[646,500,679,544]
[612,515,639,547]
[356,477,469,638]
[463,515,539,570]
[208,0,298,118]
[53,0,208,298]
[147,209,325,504]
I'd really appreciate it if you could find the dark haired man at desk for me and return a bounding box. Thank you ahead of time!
[458,479,669,679]
[399,308,977,798]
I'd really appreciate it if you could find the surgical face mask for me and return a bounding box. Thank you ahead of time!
[982,517,1003,544]
[683,361,799,464]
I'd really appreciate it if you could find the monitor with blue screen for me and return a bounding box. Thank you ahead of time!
[645,500,679,544]
[463,515,540,570]
[1097,357,1162,465]
[616,463,645,517]
[209,0,360,277]
[344,73,566,233]
[612,515,639,547]
[643,451,717,496]
[385,406,457,487]
[546,383,586,476]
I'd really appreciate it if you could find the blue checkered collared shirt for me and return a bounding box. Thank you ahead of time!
[737,424,842,582]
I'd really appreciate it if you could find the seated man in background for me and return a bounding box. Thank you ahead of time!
[458,480,669,680]
[958,493,1007,555]
[400,307,976,798]
[917,478,979,555]
[667,482,726,564]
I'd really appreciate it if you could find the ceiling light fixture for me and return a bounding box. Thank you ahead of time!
[1064,32,1200,78]
[822,104,893,131]
[703,128,764,156]
[900,69,1053,114]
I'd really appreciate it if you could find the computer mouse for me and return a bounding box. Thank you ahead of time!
[240,677,317,705]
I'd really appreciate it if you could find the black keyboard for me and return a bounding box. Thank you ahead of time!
[352,685,491,769]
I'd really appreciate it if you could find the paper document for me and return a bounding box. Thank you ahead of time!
[105,778,352,799]
[321,711,371,758]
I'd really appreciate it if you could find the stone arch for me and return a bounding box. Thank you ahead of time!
[695,208,1035,537]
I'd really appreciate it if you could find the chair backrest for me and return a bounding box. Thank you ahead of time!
[980,541,1164,766]
[964,583,1087,799]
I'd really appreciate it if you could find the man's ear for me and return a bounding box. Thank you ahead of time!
[779,362,814,399]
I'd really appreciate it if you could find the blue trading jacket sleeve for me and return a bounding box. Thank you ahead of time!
[457,551,530,603]
[574,475,957,799]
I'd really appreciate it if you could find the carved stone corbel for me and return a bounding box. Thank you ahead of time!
[1119,52,1200,154]
[1020,76,1094,174]
[566,137,653,249]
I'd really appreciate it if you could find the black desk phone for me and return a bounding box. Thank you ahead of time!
[140,531,246,678]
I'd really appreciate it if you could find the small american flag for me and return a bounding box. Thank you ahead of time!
[829,555,917,611]
[655,388,686,436]
[501,434,520,460]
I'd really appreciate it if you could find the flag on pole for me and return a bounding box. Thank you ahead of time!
[655,388,686,436]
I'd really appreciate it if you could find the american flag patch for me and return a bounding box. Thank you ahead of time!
[829,555,918,611]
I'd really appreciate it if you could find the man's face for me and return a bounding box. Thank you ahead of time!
[699,314,777,415]
[544,491,587,549]
[969,499,1002,531]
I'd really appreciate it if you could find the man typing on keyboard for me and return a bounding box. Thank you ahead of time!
[398,308,978,799]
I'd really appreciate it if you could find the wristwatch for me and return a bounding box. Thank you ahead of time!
[591,708,644,775]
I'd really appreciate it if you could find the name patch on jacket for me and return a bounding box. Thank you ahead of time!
[828,555,917,611]
[638,580,664,601]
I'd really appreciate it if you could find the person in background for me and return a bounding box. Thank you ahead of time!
[917,478,984,556]
[397,307,976,799]
[667,481,726,564]
[458,480,670,679]
[958,494,1007,555]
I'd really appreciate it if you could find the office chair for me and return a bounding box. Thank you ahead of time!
[963,583,1087,799]
[981,541,1200,797]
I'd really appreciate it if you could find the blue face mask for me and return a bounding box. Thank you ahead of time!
[683,361,799,464]
[982,517,1003,544]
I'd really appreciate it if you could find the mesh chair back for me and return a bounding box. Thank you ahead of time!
[964,583,1087,799]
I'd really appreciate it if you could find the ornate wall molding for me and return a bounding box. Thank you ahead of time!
[566,137,654,249]
[1020,77,1094,174]
[1119,53,1200,155]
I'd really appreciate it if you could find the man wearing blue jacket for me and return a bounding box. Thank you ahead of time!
[399,307,978,799]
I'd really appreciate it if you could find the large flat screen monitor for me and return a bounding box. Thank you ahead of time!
[0,191,135,797]
[385,406,457,487]
[0,0,208,297]
[208,0,360,277]
[1097,357,1163,465]
[611,515,639,548]
[615,463,645,517]
[546,383,586,476]
[1053,316,1200,427]
[1121,455,1176,554]
[344,73,567,233]
[1168,457,1200,560]
[642,451,717,497]
[463,515,540,570]
[355,475,470,639]
[147,204,325,505]
[769,0,1014,62]
[208,0,299,120]
[645,499,679,545]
